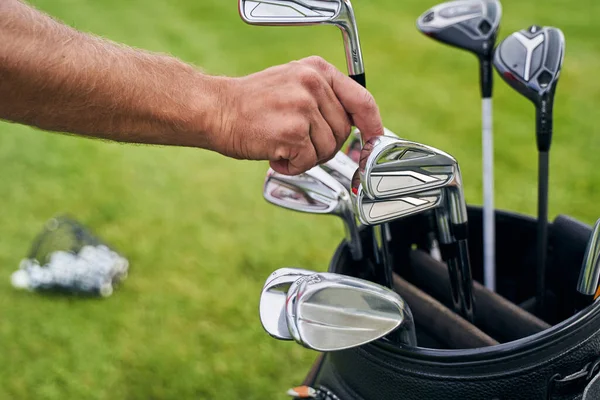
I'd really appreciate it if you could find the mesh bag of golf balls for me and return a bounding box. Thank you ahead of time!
[10,216,129,297]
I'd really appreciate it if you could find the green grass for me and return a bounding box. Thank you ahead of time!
[0,0,598,398]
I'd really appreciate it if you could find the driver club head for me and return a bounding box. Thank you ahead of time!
[351,169,444,225]
[358,136,460,200]
[417,0,502,59]
[290,272,417,351]
[259,268,315,340]
[493,25,565,108]
[239,0,365,80]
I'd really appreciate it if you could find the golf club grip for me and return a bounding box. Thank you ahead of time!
[350,73,366,88]
[409,250,551,342]
[392,274,498,348]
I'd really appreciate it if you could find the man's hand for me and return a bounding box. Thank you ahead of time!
[0,1,384,175]
[215,56,383,175]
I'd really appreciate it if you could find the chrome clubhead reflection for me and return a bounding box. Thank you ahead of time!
[359,136,459,199]
[264,166,363,260]
[417,0,502,59]
[291,272,417,351]
[351,169,443,225]
[260,268,315,340]
[239,0,365,80]
[321,151,358,191]
[577,219,600,305]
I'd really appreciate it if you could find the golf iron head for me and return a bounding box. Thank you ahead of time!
[417,0,502,59]
[286,272,417,351]
[259,268,315,340]
[358,136,459,199]
[264,166,363,260]
[239,0,365,83]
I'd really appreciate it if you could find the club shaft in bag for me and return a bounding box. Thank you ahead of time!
[482,97,496,291]
[537,151,550,312]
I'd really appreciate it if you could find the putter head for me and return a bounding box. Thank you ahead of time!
[260,268,314,340]
[291,272,417,351]
[358,136,459,200]
[494,25,565,107]
[351,169,444,225]
[264,166,350,216]
[577,219,600,298]
[417,0,501,58]
[238,0,364,78]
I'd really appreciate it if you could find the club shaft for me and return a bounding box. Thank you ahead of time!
[456,238,475,322]
[482,97,496,291]
[537,151,550,313]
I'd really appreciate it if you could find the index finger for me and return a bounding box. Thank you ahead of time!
[303,59,384,143]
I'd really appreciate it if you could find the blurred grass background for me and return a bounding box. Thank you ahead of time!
[0,0,598,398]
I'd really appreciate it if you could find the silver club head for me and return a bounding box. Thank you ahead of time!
[358,136,459,200]
[321,151,358,191]
[260,268,315,340]
[577,219,600,299]
[239,0,364,83]
[291,272,417,351]
[264,166,363,260]
[351,169,444,225]
[417,0,502,59]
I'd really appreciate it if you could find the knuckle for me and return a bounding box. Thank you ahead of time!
[304,56,331,72]
[294,93,317,113]
[361,89,378,112]
[297,67,323,92]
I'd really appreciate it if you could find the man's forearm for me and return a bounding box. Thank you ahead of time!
[0,0,224,147]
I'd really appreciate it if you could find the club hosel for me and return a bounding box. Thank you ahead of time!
[479,56,494,99]
[536,98,554,152]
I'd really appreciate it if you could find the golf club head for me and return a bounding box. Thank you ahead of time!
[286,276,304,343]
[351,169,444,225]
[264,166,350,216]
[577,219,600,299]
[238,0,365,80]
[359,136,460,200]
[494,25,565,107]
[321,151,358,191]
[260,268,315,340]
[417,0,502,59]
[292,272,417,351]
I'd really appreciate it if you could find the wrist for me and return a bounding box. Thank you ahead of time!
[183,72,234,152]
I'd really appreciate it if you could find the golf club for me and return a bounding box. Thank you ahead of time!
[240,0,398,287]
[356,137,475,321]
[576,219,600,311]
[494,25,565,313]
[263,166,363,261]
[321,151,393,289]
[289,271,418,350]
[417,0,502,291]
[260,268,315,340]
[239,0,365,86]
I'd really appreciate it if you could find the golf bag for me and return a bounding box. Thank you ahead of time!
[298,208,600,400]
